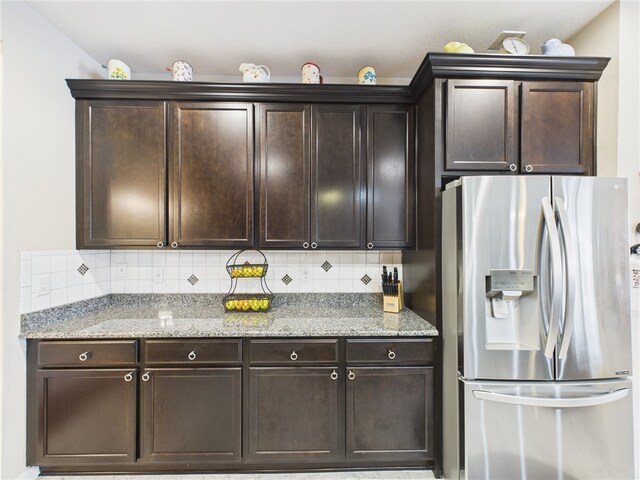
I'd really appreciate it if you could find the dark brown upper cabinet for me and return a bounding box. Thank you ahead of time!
[77,100,166,248]
[77,100,254,249]
[258,103,311,249]
[366,106,415,249]
[520,82,593,174]
[258,103,365,249]
[444,79,595,175]
[169,103,254,248]
[445,80,516,171]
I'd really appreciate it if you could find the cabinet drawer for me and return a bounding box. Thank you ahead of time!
[249,339,338,365]
[346,338,434,365]
[143,339,242,365]
[37,340,137,367]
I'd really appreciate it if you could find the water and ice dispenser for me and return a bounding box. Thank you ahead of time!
[485,269,539,351]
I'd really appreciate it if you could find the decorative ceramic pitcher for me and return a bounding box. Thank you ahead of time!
[541,38,575,56]
[239,63,270,83]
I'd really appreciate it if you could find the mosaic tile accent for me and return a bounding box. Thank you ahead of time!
[77,264,89,276]
[188,274,199,285]
[282,274,292,285]
[361,274,371,285]
[322,261,332,272]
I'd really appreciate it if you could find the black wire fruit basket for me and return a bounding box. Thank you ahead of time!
[223,249,273,312]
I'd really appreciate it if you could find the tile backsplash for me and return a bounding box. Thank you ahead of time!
[20,249,403,313]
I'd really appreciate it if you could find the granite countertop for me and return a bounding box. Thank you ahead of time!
[20,294,438,339]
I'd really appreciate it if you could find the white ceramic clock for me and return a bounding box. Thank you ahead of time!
[501,37,530,55]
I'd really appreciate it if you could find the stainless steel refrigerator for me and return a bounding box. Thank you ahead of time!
[442,175,634,479]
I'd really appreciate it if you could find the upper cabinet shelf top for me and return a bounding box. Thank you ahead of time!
[67,53,610,104]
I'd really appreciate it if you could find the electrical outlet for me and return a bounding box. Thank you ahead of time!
[116,263,127,279]
[153,267,164,283]
[35,275,50,296]
[303,267,311,282]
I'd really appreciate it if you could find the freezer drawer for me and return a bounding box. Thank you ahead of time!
[462,379,634,480]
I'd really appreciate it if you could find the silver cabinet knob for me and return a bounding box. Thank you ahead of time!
[171,241,179,248]
[141,372,150,382]
[367,242,374,249]
[188,351,197,361]
[311,242,318,249]
[78,352,89,362]
[348,370,356,381]
[525,165,533,173]
[124,371,134,382]
[157,241,165,248]
[387,349,396,360]
[509,164,517,172]
[303,242,309,249]
[330,370,338,380]
[290,351,298,361]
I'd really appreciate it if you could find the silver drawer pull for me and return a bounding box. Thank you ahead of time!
[330,370,338,380]
[171,241,179,248]
[124,371,134,382]
[525,164,533,173]
[348,370,356,380]
[142,372,150,382]
[367,242,374,249]
[509,163,517,172]
[311,242,318,249]
[303,242,310,249]
[188,351,197,361]
[387,349,396,360]
[157,241,165,248]
[78,352,89,362]
[290,351,298,361]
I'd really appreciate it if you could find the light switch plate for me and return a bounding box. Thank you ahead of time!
[116,263,127,279]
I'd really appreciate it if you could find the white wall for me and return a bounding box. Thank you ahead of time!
[617,0,640,475]
[0,2,101,477]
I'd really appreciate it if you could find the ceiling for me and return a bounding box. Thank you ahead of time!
[27,0,615,84]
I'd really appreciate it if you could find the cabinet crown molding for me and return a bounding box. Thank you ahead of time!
[68,53,609,105]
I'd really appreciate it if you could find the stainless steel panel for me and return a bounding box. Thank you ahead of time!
[553,177,632,380]
[463,379,634,480]
[458,176,553,380]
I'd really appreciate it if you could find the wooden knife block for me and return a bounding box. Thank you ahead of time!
[383,281,404,313]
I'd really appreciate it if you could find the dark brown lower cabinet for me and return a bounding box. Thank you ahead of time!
[248,366,341,461]
[35,368,137,465]
[346,366,433,461]
[140,368,241,463]
[30,337,435,473]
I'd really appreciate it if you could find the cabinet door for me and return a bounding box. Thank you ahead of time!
[140,368,241,463]
[367,106,415,249]
[169,103,254,247]
[311,105,365,248]
[78,100,166,248]
[258,104,311,248]
[248,367,341,461]
[35,369,136,465]
[445,79,517,171]
[521,82,594,174]
[346,366,433,461]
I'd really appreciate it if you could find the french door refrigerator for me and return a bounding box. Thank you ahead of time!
[442,175,634,479]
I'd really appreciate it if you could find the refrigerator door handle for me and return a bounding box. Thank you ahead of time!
[472,387,629,408]
[555,197,577,359]
[541,197,563,358]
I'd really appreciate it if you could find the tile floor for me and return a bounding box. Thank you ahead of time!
[41,470,435,480]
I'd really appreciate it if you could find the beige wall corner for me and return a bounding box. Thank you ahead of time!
[568,1,620,176]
